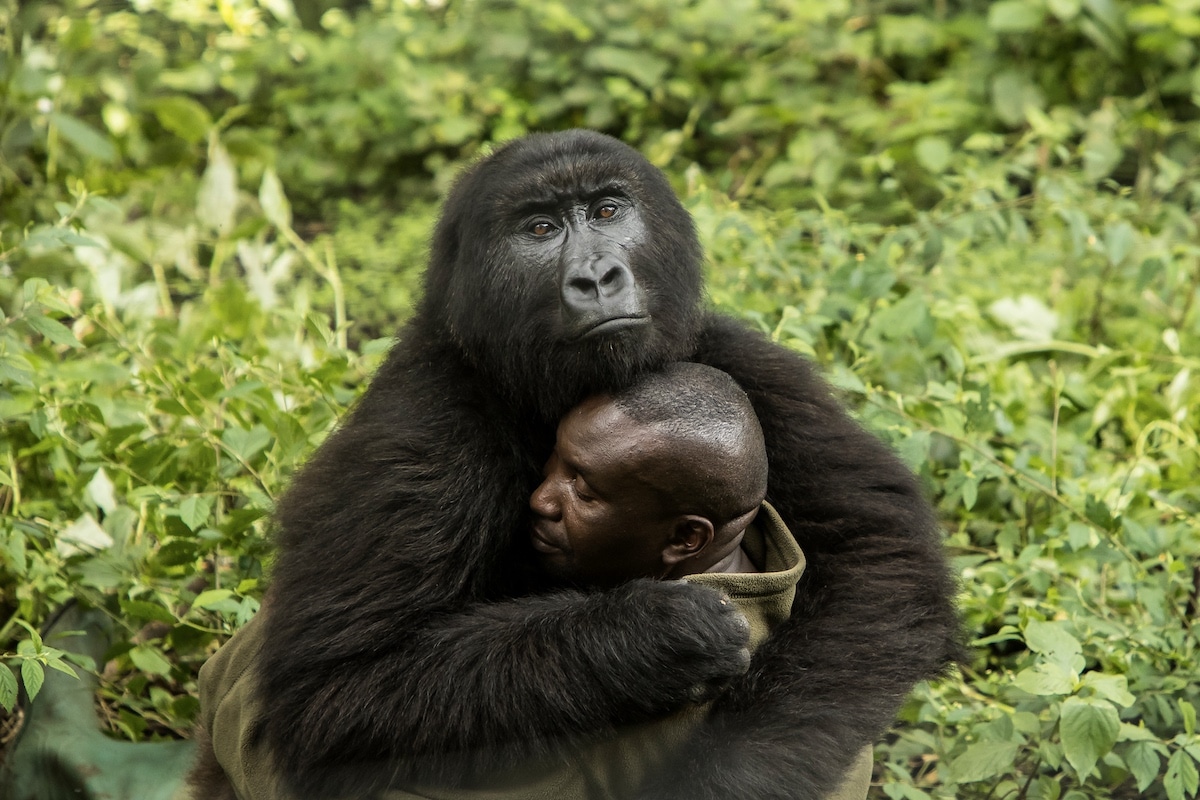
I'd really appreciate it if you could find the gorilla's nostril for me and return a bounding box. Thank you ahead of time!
[599,266,624,288]
[568,277,597,298]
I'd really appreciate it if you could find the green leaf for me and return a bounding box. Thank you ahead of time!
[1047,0,1081,19]
[1080,672,1135,707]
[950,740,1019,782]
[1118,723,1161,743]
[151,95,213,144]
[85,468,118,514]
[128,645,173,677]
[583,46,668,89]
[896,430,932,470]
[1024,619,1082,660]
[1060,697,1120,779]
[1066,522,1094,551]
[1166,749,1200,800]
[991,71,1046,128]
[1014,663,1076,696]
[1181,700,1196,736]
[120,600,176,625]
[1085,495,1117,530]
[1104,221,1135,267]
[0,667,18,712]
[0,354,35,387]
[1082,111,1122,182]
[1125,741,1162,793]
[961,477,979,511]
[920,228,943,268]
[13,620,42,651]
[49,113,117,162]
[882,784,932,800]
[198,138,238,234]
[46,658,80,679]
[57,514,114,557]
[179,495,214,532]
[193,589,235,610]
[989,295,1058,341]
[25,314,82,348]
[222,425,272,463]
[874,293,932,343]
[21,659,45,701]
[915,136,952,174]
[259,168,293,231]
[988,0,1046,32]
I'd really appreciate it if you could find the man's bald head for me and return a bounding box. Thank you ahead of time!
[609,362,768,524]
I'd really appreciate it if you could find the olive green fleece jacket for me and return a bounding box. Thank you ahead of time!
[194,502,872,800]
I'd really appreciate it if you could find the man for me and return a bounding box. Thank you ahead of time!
[194,363,873,799]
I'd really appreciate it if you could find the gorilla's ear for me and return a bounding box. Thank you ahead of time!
[662,516,714,566]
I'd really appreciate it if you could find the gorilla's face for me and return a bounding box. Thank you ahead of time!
[422,130,705,419]
[509,190,649,343]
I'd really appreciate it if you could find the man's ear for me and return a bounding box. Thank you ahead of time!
[662,515,714,566]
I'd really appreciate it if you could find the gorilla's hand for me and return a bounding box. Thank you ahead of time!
[387,579,753,751]
[644,581,753,704]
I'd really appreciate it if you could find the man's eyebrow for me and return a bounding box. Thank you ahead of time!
[559,448,608,494]
[558,448,588,477]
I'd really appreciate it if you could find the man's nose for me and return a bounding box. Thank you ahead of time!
[529,478,559,519]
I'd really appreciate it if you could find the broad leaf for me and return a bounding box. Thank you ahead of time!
[1060,697,1120,779]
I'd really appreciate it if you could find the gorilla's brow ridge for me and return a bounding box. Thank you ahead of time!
[510,180,632,214]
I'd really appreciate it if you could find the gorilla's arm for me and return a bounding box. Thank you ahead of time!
[272,582,747,789]
[256,344,750,794]
[639,313,961,800]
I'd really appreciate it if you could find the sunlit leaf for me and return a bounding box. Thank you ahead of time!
[179,495,214,532]
[198,138,237,234]
[193,589,235,610]
[259,168,292,231]
[987,0,1045,32]
[129,646,173,677]
[1014,663,1075,696]
[222,426,272,463]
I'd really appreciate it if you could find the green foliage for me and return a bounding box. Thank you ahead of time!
[2,0,1199,795]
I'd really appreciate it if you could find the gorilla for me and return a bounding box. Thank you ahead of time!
[251,130,959,799]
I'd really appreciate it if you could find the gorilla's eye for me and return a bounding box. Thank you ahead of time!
[529,220,556,236]
[594,203,618,220]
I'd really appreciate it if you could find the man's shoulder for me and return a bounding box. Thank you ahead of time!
[198,609,270,732]
[683,501,804,649]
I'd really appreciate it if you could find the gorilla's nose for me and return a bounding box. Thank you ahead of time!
[560,253,647,339]
[563,256,632,307]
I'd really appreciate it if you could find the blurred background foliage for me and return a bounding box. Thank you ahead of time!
[2,0,1199,796]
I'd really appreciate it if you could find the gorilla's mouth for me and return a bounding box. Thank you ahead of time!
[581,315,650,339]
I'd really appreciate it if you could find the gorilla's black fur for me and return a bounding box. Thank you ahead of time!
[247,130,959,799]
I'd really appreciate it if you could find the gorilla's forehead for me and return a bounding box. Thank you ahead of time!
[479,131,653,209]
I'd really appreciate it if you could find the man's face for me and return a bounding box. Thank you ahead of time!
[529,396,678,587]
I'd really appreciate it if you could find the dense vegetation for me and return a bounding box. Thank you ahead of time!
[2,0,1198,796]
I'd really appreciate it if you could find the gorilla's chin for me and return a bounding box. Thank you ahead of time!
[482,324,682,422]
